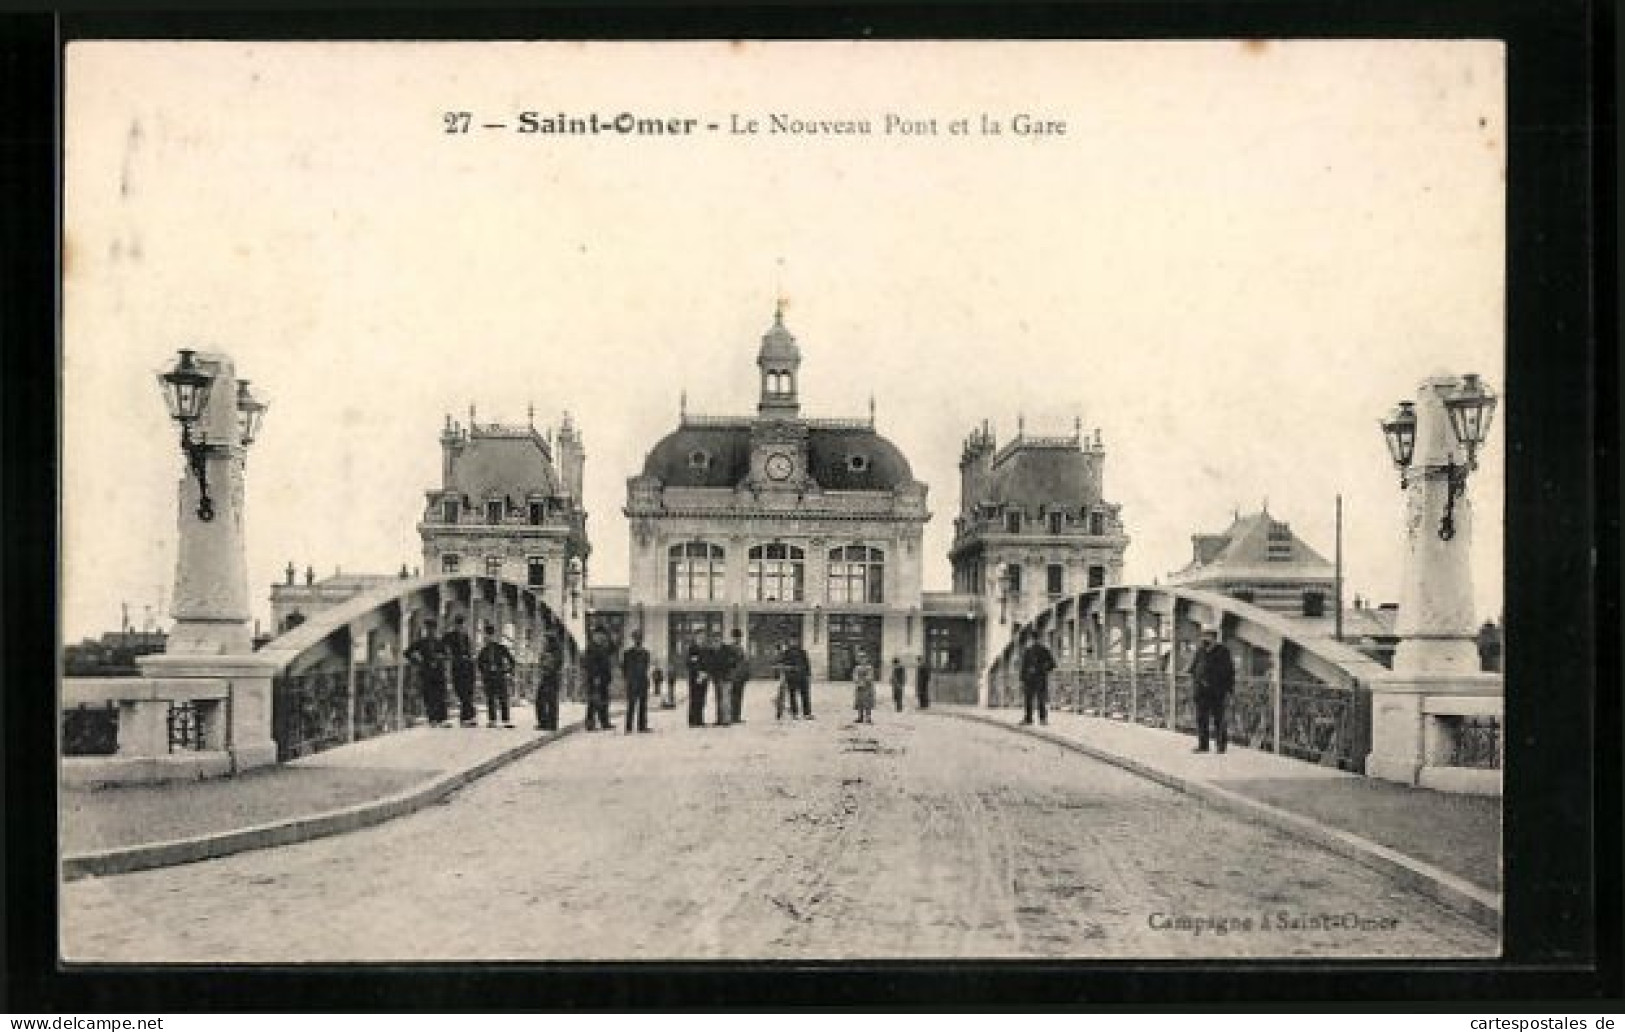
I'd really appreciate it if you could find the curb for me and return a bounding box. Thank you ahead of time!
[936,708,1502,932]
[62,721,587,881]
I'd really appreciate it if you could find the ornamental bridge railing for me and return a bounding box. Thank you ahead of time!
[255,574,578,762]
[987,585,1405,774]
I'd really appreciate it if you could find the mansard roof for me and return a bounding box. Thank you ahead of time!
[638,420,913,491]
[445,427,561,500]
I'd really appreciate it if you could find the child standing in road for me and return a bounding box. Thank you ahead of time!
[852,650,876,724]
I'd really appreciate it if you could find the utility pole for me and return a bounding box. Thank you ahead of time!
[1334,493,1344,642]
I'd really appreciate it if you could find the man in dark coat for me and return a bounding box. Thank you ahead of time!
[915,655,932,709]
[685,635,710,727]
[705,629,735,726]
[1018,629,1057,726]
[781,637,813,719]
[475,622,516,728]
[443,615,478,727]
[889,657,907,712]
[583,626,615,731]
[1190,629,1236,753]
[725,628,751,724]
[622,629,652,734]
[403,618,449,726]
[534,631,562,732]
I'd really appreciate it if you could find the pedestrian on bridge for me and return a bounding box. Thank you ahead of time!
[444,615,478,728]
[1018,629,1056,726]
[780,637,813,719]
[535,631,562,732]
[706,629,734,726]
[403,618,449,727]
[725,628,750,724]
[685,636,710,727]
[622,629,652,734]
[476,623,516,728]
[852,650,876,723]
[652,664,670,709]
[890,658,907,712]
[1189,629,1235,753]
[915,655,932,709]
[583,626,615,731]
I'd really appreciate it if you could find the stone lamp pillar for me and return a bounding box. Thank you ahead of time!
[138,349,279,774]
[1392,373,1489,674]
[160,351,253,655]
[1368,371,1501,789]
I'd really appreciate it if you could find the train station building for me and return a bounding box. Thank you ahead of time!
[621,304,931,681]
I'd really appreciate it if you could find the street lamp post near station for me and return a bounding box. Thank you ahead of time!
[1381,372,1498,675]
[152,349,268,655]
[137,348,282,775]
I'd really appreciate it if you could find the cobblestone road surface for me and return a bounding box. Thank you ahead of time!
[62,692,1496,960]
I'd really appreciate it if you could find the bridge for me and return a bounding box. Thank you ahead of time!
[989,584,1502,785]
[58,351,1503,961]
[62,573,579,779]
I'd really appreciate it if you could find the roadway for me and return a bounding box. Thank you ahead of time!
[62,687,1495,961]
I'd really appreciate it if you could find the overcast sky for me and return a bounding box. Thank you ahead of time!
[62,40,1504,643]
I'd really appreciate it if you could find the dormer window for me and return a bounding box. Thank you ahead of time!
[1048,512,1064,534]
[485,500,503,525]
[441,497,459,524]
[847,453,869,472]
[688,449,712,471]
[1005,511,1022,534]
[1089,512,1105,536]
[528,501,544,526]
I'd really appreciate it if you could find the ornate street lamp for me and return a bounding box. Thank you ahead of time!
[1435,375,1497,540]
[157,349,217,520]
[1380,401,1418,488]
[1381,375,1497,541]
[235,379,267,448]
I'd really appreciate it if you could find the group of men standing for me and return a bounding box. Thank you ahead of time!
[578,625,816,731]
[403,613,563,730]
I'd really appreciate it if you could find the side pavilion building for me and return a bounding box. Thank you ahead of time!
[624,305,931,681]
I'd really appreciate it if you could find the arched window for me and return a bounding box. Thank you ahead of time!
[748,543,805,602]
[668,542,725,601]
[827,545,885,604]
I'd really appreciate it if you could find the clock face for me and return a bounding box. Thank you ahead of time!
[765,452,794,481]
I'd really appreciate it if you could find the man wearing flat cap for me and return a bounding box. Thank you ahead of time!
[1188,628,1236,753]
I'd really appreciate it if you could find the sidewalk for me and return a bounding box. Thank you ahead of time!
[935,705,1501,926]
[60,699,606,879]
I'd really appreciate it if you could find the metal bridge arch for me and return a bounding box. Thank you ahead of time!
[257,574,579,760]
[988,585,1392,771]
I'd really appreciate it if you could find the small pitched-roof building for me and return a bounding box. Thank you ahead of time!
[623,303,930,682]
[1165,509,1335,618]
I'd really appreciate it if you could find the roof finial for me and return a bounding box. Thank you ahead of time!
[680,389,688,420]
[775,257,787,319]
[528,402,535,427]
[1262,496,1270,515]
[1074,415,1082,439]
[1018,412,1026,436]
[868,393,875,424]
[444,412,452,431]
[468,403,476,427]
